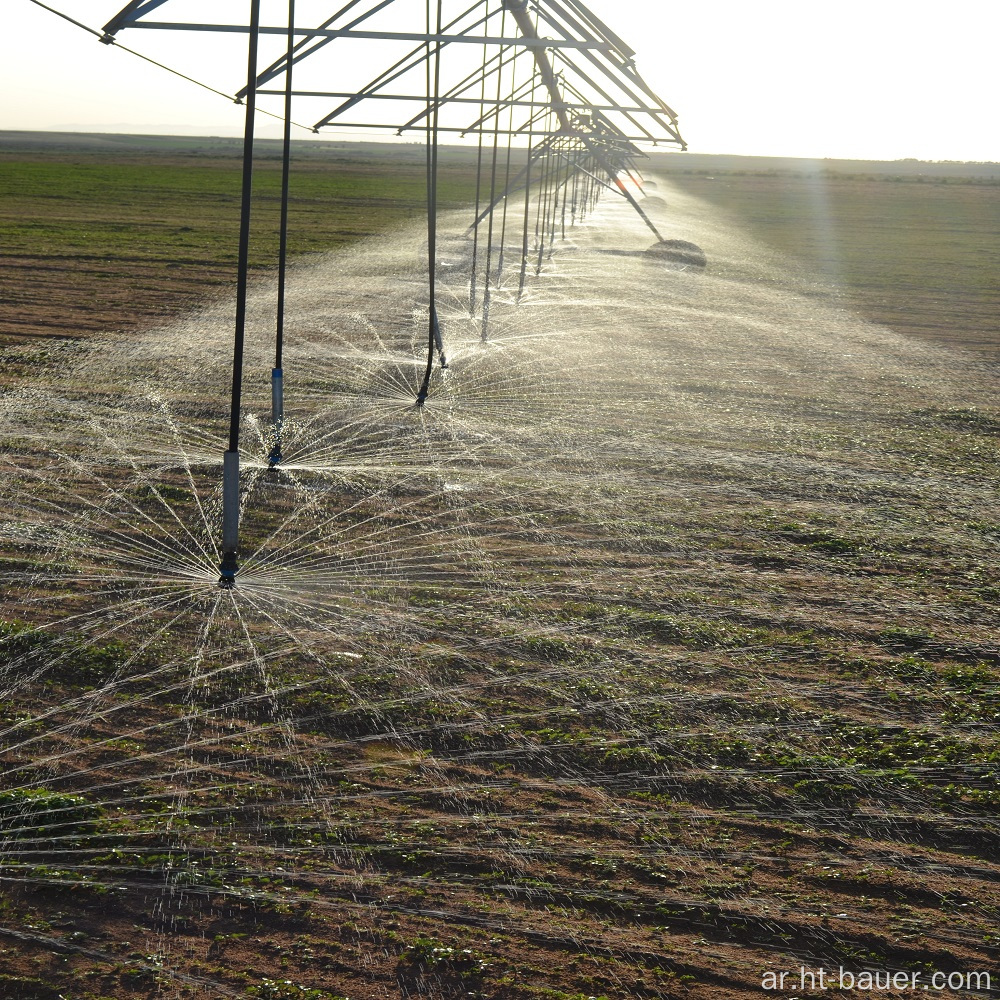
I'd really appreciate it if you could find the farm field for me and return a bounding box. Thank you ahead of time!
[0,131,484,347]
[653,152,1000,361]
[0,133,998,1000]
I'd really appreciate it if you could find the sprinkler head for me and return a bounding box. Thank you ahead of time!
[268,447,283,468]
[218,551,238,589]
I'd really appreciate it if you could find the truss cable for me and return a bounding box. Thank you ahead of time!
[219,0,262,587]
[25,0,107,38]
[25,0,316,131]
[268,0,295,467]
[26,0,233,102]
[416,0,446,406]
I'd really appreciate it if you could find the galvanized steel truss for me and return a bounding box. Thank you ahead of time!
[99,0,687,582]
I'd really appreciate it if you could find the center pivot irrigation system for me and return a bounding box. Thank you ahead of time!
[90,0,697,587]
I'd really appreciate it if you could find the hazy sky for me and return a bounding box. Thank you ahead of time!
[3,0,998,162]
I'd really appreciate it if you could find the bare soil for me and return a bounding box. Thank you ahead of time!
[0,135,998,1000]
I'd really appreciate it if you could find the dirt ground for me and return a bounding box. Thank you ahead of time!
[0,136,998,1000]
[0,132,481,350]
[652,154,1000,362]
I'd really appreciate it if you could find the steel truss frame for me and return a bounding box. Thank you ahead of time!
[100,0,688,584]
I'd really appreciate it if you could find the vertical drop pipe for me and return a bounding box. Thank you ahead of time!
[220,0,261,587]
[570,150,581,224]
[468,4,489,318]
[478,6,506,343]
[516,73,539,303]
[534,121,554,275]
[416,0,444,406]
[269,0,295,467]
[494,49,517,286]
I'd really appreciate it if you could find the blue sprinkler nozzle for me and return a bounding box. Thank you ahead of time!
[218,551,238,588]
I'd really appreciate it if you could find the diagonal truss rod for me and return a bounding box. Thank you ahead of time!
[240,0,395,96]
[398,41,533,133]
[257,0,486,116]
[103,1,686,149]
[460,68,541,134]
